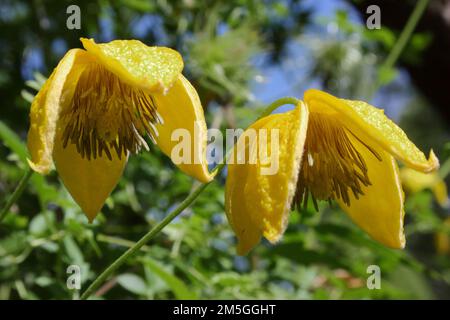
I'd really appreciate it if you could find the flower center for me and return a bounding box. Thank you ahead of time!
[294,112,382,210]
[60,63,161,160]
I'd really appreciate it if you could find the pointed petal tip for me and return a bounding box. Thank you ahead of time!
[237,233,282,255]
[27,158,51,175]
[366,216,406,249]
[237,242,255,256]
[200,169,217,183]
[85,211,98,224]
[400,238,406,249]
[53,130,127,226]
[79,37,91,43]
[193,166,216,183]
[409,149,440,173]
[385,235,406,250]
[79,37,89,45]
[263,230,284,245]
[426,149,440,172]
[77,198,103,223]
[391,224,406,249]
[304,89,440,175]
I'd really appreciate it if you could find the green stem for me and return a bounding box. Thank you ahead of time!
[96,234,152,253]
[370,0,429,97]
[80,97,299,300]
[439,157,450,179]
[80,180,212,299]
[0,168,33,222]
[258,97,300,119]
[380,0,429,72]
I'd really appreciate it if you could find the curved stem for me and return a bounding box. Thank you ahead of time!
[0,168,33,222]
[370,0,429,98]
[258,97,300,119]
[80,179,213,300]
[381,0,429,72]
[80,97,299,300]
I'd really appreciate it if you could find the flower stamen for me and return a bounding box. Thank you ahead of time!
[61,63,161,160]
[294,113,382,210]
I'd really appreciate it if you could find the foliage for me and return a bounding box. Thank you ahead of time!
[0,0,449,300]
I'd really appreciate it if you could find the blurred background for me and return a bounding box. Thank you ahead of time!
[1,0,450,299]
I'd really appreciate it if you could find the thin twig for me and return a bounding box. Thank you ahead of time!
[0,168,33,222]
[80,97,300,300]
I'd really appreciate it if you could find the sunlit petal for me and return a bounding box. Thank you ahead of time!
[153,74,213,183]
[225,103,308,254]
[81,38,183,92]
[337,133,406,249]
[401,168,449,208]
[304,89,439,173]
[27,49,92,174]
[52,129,127,222]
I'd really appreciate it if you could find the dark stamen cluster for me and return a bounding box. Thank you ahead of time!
[61,64,161,160]
[293,113,382,211]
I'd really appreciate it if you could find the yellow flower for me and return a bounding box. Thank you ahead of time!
[225,89,439,255]
[399,166,450,254]
[435,218,450,255]
[27,38,212,221]
[400,167,449,208]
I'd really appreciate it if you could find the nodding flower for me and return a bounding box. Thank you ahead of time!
[27,38,212,221]
[225,89,439,255]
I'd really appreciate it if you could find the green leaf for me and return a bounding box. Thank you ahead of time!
[143,258,196,299]
[116,273,148,296]
[0,120,28,163]
[0,120,59,206]
[119,0,153,12]
[63,235,84,265]
[21,90,35,104]
[35,276,54,287]
[33,72,47,86]
[29,214,48,236]
[24,80,41,91]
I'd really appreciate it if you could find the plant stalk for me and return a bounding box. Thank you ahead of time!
[80,97,299,300]
[0,168,33,222]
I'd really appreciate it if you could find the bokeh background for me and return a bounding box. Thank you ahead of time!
[1,0,450,299]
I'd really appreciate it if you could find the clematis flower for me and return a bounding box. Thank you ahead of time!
[225,89,439,255]
[27,38,212,221]
[400,166,450,254]
[400,167,449,208]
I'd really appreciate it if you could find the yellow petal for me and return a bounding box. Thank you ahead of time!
[81,38,183,92]
[337,133,405,249]
[225,140,261,255]
[304,89,439,173]
[27,49,92,174]
[400,167,436,193]
[27,71,55,173]
[435,218,450,255]
[433,180,449,208]
[400,168,449,208]
[52,129,127,222]
[153,74,213,183]
[225,103,308,255]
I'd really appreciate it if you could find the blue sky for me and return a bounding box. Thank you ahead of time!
[248,0,412,120]
[251,0,361,104]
